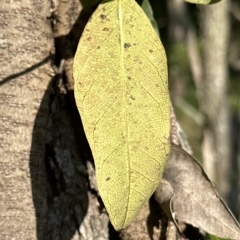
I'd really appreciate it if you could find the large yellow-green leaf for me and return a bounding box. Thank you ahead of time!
[73,0,170,230]
[185,0,221,4]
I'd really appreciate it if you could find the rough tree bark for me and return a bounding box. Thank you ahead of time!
[0,0,53,239]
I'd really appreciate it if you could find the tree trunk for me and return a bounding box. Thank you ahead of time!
[0,0,53,239]
[199,0,231,199]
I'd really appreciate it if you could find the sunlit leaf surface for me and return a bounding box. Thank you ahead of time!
[74,0,170,230]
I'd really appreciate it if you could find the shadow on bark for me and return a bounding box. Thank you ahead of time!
[29,77,89,240]
[29,5,99,239]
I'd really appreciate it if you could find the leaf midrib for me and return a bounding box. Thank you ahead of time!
[118,0,131,228]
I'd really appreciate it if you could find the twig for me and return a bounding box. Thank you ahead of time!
[185,16,203,103]
[174,97,204,125]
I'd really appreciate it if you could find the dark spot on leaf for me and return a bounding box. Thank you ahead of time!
[124,43,131,48]
[97,46,100,49]
[79,82,82,85]
[87,37,91,41]
[103,27,109,31]
[106,177,110,181]
[149,49,153,53]
[100,14,106,19]
[130,95,135,100]
[127,76,131,80]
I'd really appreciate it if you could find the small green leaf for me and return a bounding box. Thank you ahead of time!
[140,0,159,35]
[185,0,221,4]
[74,0,170,230]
